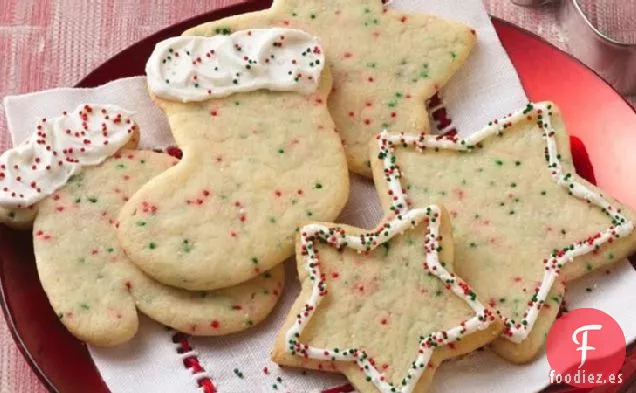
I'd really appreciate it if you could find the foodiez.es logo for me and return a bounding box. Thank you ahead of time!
[546,308,626,388]
[573,324,602,368]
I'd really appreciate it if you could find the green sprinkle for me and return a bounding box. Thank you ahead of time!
[495,159,504,166]
[215,27,232,35]
[315,182,323,189]
[251,257,259,264]
[79,303,90,311]
[136,221,146,227]
[435,290,443,297]
[381,242,390,257]
[88,197,98,203]
[515,160,522,166]
[107,248,114,253]
[278,148,285,154]
[540,190,547,195]
[182,239,193,253]
[148,242,157,250]
[306,211,313,217]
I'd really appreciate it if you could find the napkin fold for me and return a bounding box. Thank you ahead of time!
[3,0,636,392]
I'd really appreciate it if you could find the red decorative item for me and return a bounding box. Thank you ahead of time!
[570,136,597,185]
[1,1,635,392]
[173,332,217,393]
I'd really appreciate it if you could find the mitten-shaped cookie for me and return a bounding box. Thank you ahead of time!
[34,150,284,346]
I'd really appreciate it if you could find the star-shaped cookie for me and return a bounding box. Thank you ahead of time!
[272,206,502,393]
[184,0,476,176]
[370,102,636,362]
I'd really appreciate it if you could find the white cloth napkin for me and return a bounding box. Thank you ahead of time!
[4,0,636,392]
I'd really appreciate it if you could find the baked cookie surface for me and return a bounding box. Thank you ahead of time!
[273,208,502,393]
[185,0,476,176]
[34,150,285,346]
[371,102,636,362]
[118,31,349,291]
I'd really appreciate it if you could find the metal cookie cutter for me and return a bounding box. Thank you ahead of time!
[559,0,636,95]
[512,0,636,95]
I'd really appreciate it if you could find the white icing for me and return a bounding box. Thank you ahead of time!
[146,28,325,102]
[285,206,493,393]
[376,102,634,343]
[0,104,136,208]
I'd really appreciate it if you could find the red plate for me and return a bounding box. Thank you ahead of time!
[1,1,635,392]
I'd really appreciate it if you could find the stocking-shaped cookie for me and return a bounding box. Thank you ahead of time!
[118,29,349,291]
[370,102,636,362]
[34,150,284,346]
[273,207,502,393]
[185,0,476,176]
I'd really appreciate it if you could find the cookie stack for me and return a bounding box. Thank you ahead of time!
[0,1,635,392]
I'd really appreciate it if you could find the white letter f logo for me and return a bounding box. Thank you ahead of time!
[572,324,602,368]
